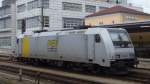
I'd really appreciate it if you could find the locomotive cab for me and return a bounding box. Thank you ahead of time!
[108,29,138,68]
[87,28,137,67]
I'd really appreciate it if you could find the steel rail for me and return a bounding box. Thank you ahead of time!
[0,62,141,84]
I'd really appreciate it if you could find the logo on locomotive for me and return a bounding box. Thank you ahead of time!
[47,40,57,52]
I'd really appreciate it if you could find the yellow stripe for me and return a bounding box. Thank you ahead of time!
[22,36,29,58]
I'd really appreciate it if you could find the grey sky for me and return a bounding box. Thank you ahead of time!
[0,0,149,13]
[128,0,150,13]
[0,0,2,6]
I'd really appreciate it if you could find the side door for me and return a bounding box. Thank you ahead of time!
[94,34,108,66]
[87,34,95,62]
[29,34,39,58]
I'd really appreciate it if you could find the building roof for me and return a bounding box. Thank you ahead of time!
[86,6,150,17]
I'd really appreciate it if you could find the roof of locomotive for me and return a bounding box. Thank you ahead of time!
[33,28,109,36]
[17,27,126,38]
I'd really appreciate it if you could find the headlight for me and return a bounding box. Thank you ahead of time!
[129,53,135,57]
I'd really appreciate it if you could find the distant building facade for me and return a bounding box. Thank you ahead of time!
[0,0,16,53]
[85,6,150,26]
[107,0,127,4]
[0,6,11,49]
[16,0,116,35]
[16,0,142,35]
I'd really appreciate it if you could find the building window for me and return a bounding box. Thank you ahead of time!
[5,17,11,28]
[4,7,11,15]
[107,0,127,4]
[99,22,103,25]
[0,37,11,48]
[27,0,49,10]
[17,20,22,29]
[17,19,24,29]
[125,15,136,21]
[99,6,107,11]
[26,16,40,28]
[0,19,4,29]
[85,5,96,13]
[42,0,49,8]
[17,19,26,33]
[17,4,26,13]
[0,9,4,16]
[63,18,83,28]
[27,0,39,10]
[43,16,49,27]
[63,2,82,12]
[0,7,11,17]
[26,16,49,28]
[0,17,11,29]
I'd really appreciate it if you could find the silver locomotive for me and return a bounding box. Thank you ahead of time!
[16,27,138,73]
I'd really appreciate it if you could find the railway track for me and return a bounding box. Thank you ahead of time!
[0,55,11,62]
[0,61,140,84]
[0,56,150,84]
[0,62,100,84]
[125,68,150,84]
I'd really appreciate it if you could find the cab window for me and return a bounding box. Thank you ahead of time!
[95,34,101,43]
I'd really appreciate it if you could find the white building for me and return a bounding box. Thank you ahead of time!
[0,0,16,54]
[16,0,116,35]
[0,0,143,53]
[0,6,11,49]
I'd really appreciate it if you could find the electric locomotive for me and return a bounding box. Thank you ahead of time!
[15,27,138,73]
